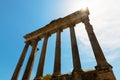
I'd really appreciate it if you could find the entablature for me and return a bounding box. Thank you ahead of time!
[24,8,89,42]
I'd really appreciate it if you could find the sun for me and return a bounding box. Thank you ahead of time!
[64,0,98,14]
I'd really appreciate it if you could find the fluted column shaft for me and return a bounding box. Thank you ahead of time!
[53,30,61,76]
[69,24,82,72]
[22,40,38,80]
[34,36,49,80]
[11,42,29,80]
[82,16,110,68]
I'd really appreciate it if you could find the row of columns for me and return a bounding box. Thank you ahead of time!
[12,16,110,80]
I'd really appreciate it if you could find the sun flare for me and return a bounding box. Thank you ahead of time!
[67,0,93,10]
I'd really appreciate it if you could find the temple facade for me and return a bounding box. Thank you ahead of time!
[11,8,116,80]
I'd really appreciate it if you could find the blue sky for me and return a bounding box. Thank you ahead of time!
[0,0,120,80]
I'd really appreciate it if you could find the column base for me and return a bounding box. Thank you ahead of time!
[95,64,116,80]
[72,69,83,80]
[72,68,83,73]
[51,73,61,80]
[51,74,71,80]
[95,63,112,71]
[72,71,82,80]
[53,72,61,77]
[34,76,43,80]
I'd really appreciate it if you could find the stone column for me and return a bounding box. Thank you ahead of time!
[22,40,38,80]
[69,24,82,80]
[34,35,49,80]
[11,42,29,80]
[81,16,111,69]
[53,30,61,76]
[69,24,82,72]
